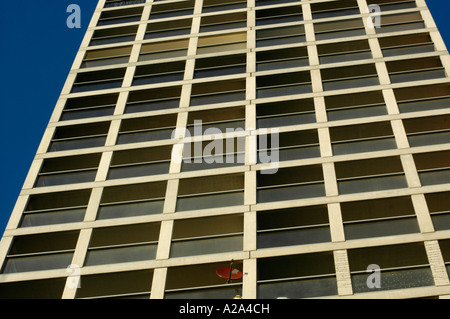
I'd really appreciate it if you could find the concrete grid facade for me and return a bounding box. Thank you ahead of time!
[0,0,450,299]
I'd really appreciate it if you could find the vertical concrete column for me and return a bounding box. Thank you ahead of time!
[425,240,450,286]
[49,99,67,124]
[328,203,345,243]
[323,162,339,197]
[62,228,93,299]
[0,236,13,274]
[22,159,43,190]
[400,154,422,188]
[318,127,332,157]
[84,187,104,222]
[5,195,29,230]
[36,126,55,155]
[96,151,113,182]
[150,267,168,299]
[242,258,257,299]
[113,90,130,115]
[391,119,410,149]
[411,194,435,234]
[156,220,174,260]
[163,179,179,214]
[333,250,353,296]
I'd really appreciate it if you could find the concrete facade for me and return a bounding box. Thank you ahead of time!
[0,0,449,299]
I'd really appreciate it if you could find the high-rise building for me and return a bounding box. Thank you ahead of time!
[0,0,450,299]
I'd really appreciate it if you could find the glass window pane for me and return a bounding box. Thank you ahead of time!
[332,137,397,155]
[85,244,157,266]
[97,200,164,220]
[177,192,244,211]
[258,183,325,203]
[36,171,97,187]
[351,267,434,293]
[419,169,450,186]
[170,235,243,257]
[258,276,338,299]
[258,226,330,249]
[344,218,420,240]
[20,208,86,228]
[3,253,74,274]
[338,175,408,194]
[108,162,170,179]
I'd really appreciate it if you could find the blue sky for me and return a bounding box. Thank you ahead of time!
[0,1,449,236]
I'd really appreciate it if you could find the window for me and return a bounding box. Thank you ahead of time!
[311,0,360,19]
[258,129,320,162]
[379,33,435,58]
[413,150,450,187]
[257,165,326,203]
[82,46,132,68]
[256,71,312,98]
[2,231,79,274]
[132,61,186,86]
[194,54,246,79]
[125,86,181,114]
[98,181,166,220]
[386,57,446,84]
[368,0,417,12]
[76,270,154,299]
[256,5,303,26]
[257,205,331,249]
[341,196,420,240]
[90,25,138,46]
[256,25,305,48]
[190,79,246,106]
[84,223,160,266]
[35,153,101,188]
[145,18,193,39]
[348,243,434,293]
[20,189,91,228]
[403,114,450,148]
[314,18,365,41]
[108,145,172,180]
[257,252,338,299]
[181,137,245,172]
[329,121,396,155]
[0,278,66,299]
[255,0,298,7]
[394,83,450,113]
[60,93,118,121]
[425,192,450,232]
[317,40,372,65]
[186,105,245,136]
[335,157,407,195]
[325,91,388,121]
[48,121,110,152]
[176,174,244,211]
[71,68,126,93]
[321,64,379,91]
[117,113,177,145]
[200,12,247,33]
[197,32,247,55]
[149,0,195,20]
[98,6,143,26]
[139,38,189,62]
[256,46,309,72]
[165,262,243,299]
[170,214,243,258]
[202,0,247,13]
[376,11,425,34]
[256,98,316,129]
[438,239,450,279]
[104,0,145,8]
